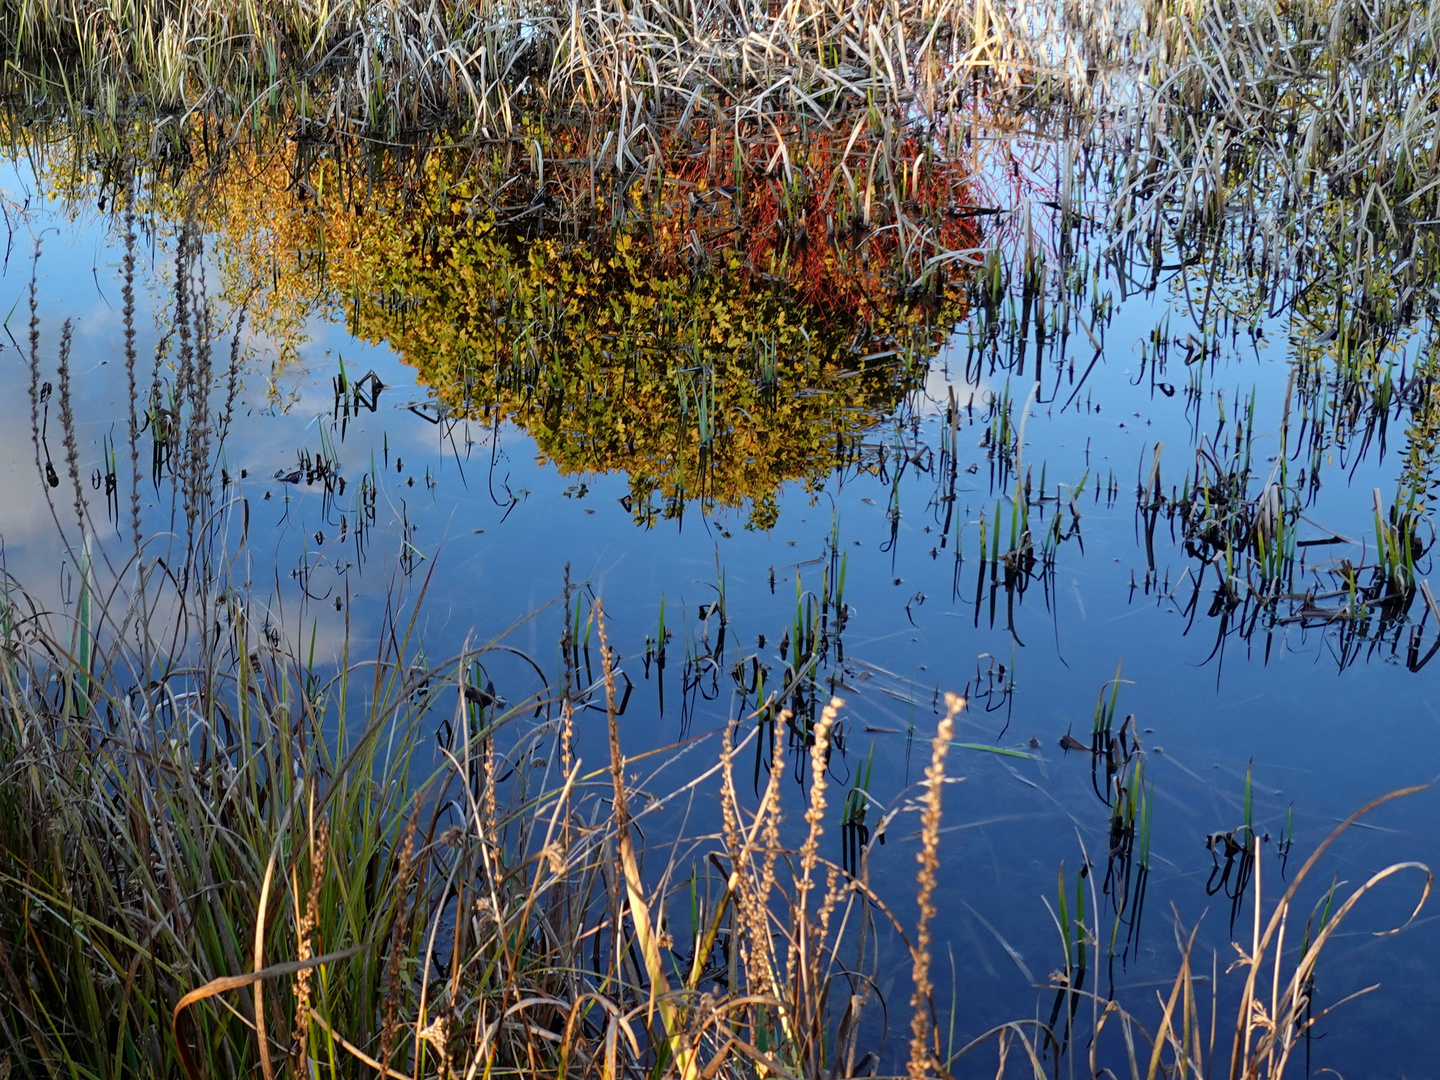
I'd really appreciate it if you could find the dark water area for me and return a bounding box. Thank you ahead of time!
[3,95,1440,1076]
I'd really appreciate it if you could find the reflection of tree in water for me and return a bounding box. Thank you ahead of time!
[205,124,981,527]
[4,107,980,524]
[355,236,961,530]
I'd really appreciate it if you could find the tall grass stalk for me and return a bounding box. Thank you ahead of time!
[907,692,963,1080]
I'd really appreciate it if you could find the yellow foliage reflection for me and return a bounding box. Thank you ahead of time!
[17,118,981,526]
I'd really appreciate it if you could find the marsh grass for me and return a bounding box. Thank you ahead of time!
[1058,787,1432,1080]
[0,0,1053,148]
[0,540,979,1079]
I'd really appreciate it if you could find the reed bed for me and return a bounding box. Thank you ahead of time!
[1,0,1053,139]
[0,518,977,1078]
[0,555,850,1080]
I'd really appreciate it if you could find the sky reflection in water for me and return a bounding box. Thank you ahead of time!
[1,135,1438,1076]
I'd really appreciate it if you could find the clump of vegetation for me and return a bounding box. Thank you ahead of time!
[4,1,996,529]
[0,548,972,1080]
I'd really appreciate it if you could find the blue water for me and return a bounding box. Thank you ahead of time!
[3,147,1438,1078]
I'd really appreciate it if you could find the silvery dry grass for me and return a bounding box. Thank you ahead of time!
[1,0,1057,138]
[1050,0,1440,381]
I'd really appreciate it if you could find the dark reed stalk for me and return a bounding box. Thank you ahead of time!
[122,184,143,555]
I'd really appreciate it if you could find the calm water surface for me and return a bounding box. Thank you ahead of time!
[3,122,1438,1076]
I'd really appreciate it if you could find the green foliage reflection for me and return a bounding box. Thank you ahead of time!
[278,139,978,527]
[351,224,961,528]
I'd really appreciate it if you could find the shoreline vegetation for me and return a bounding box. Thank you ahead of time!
[0,471,1428,1080]
[1,0,1438,1076]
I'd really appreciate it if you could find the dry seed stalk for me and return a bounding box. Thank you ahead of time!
[378,813,420,1074]
[792,697,840,971]
[121,193,143,554]
[292,815,329,1066]
[560,565,577,779]
[907,692,963,1080]
[482,727,498,845]
[736,709,790,1004]
[595,599,699,1080]
[755,711,788,941]
[26,249,43,504]
[56,320,83,540]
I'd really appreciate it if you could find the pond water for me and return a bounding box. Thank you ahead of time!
[3,72,1440,1077]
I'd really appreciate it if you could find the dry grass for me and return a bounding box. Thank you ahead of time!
[1063,787,1432,1080]
[0,558,968,1079]
[1,0,1055,137]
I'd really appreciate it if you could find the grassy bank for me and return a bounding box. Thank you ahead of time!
[0,547,943,1079]
[1,0,1045,140]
